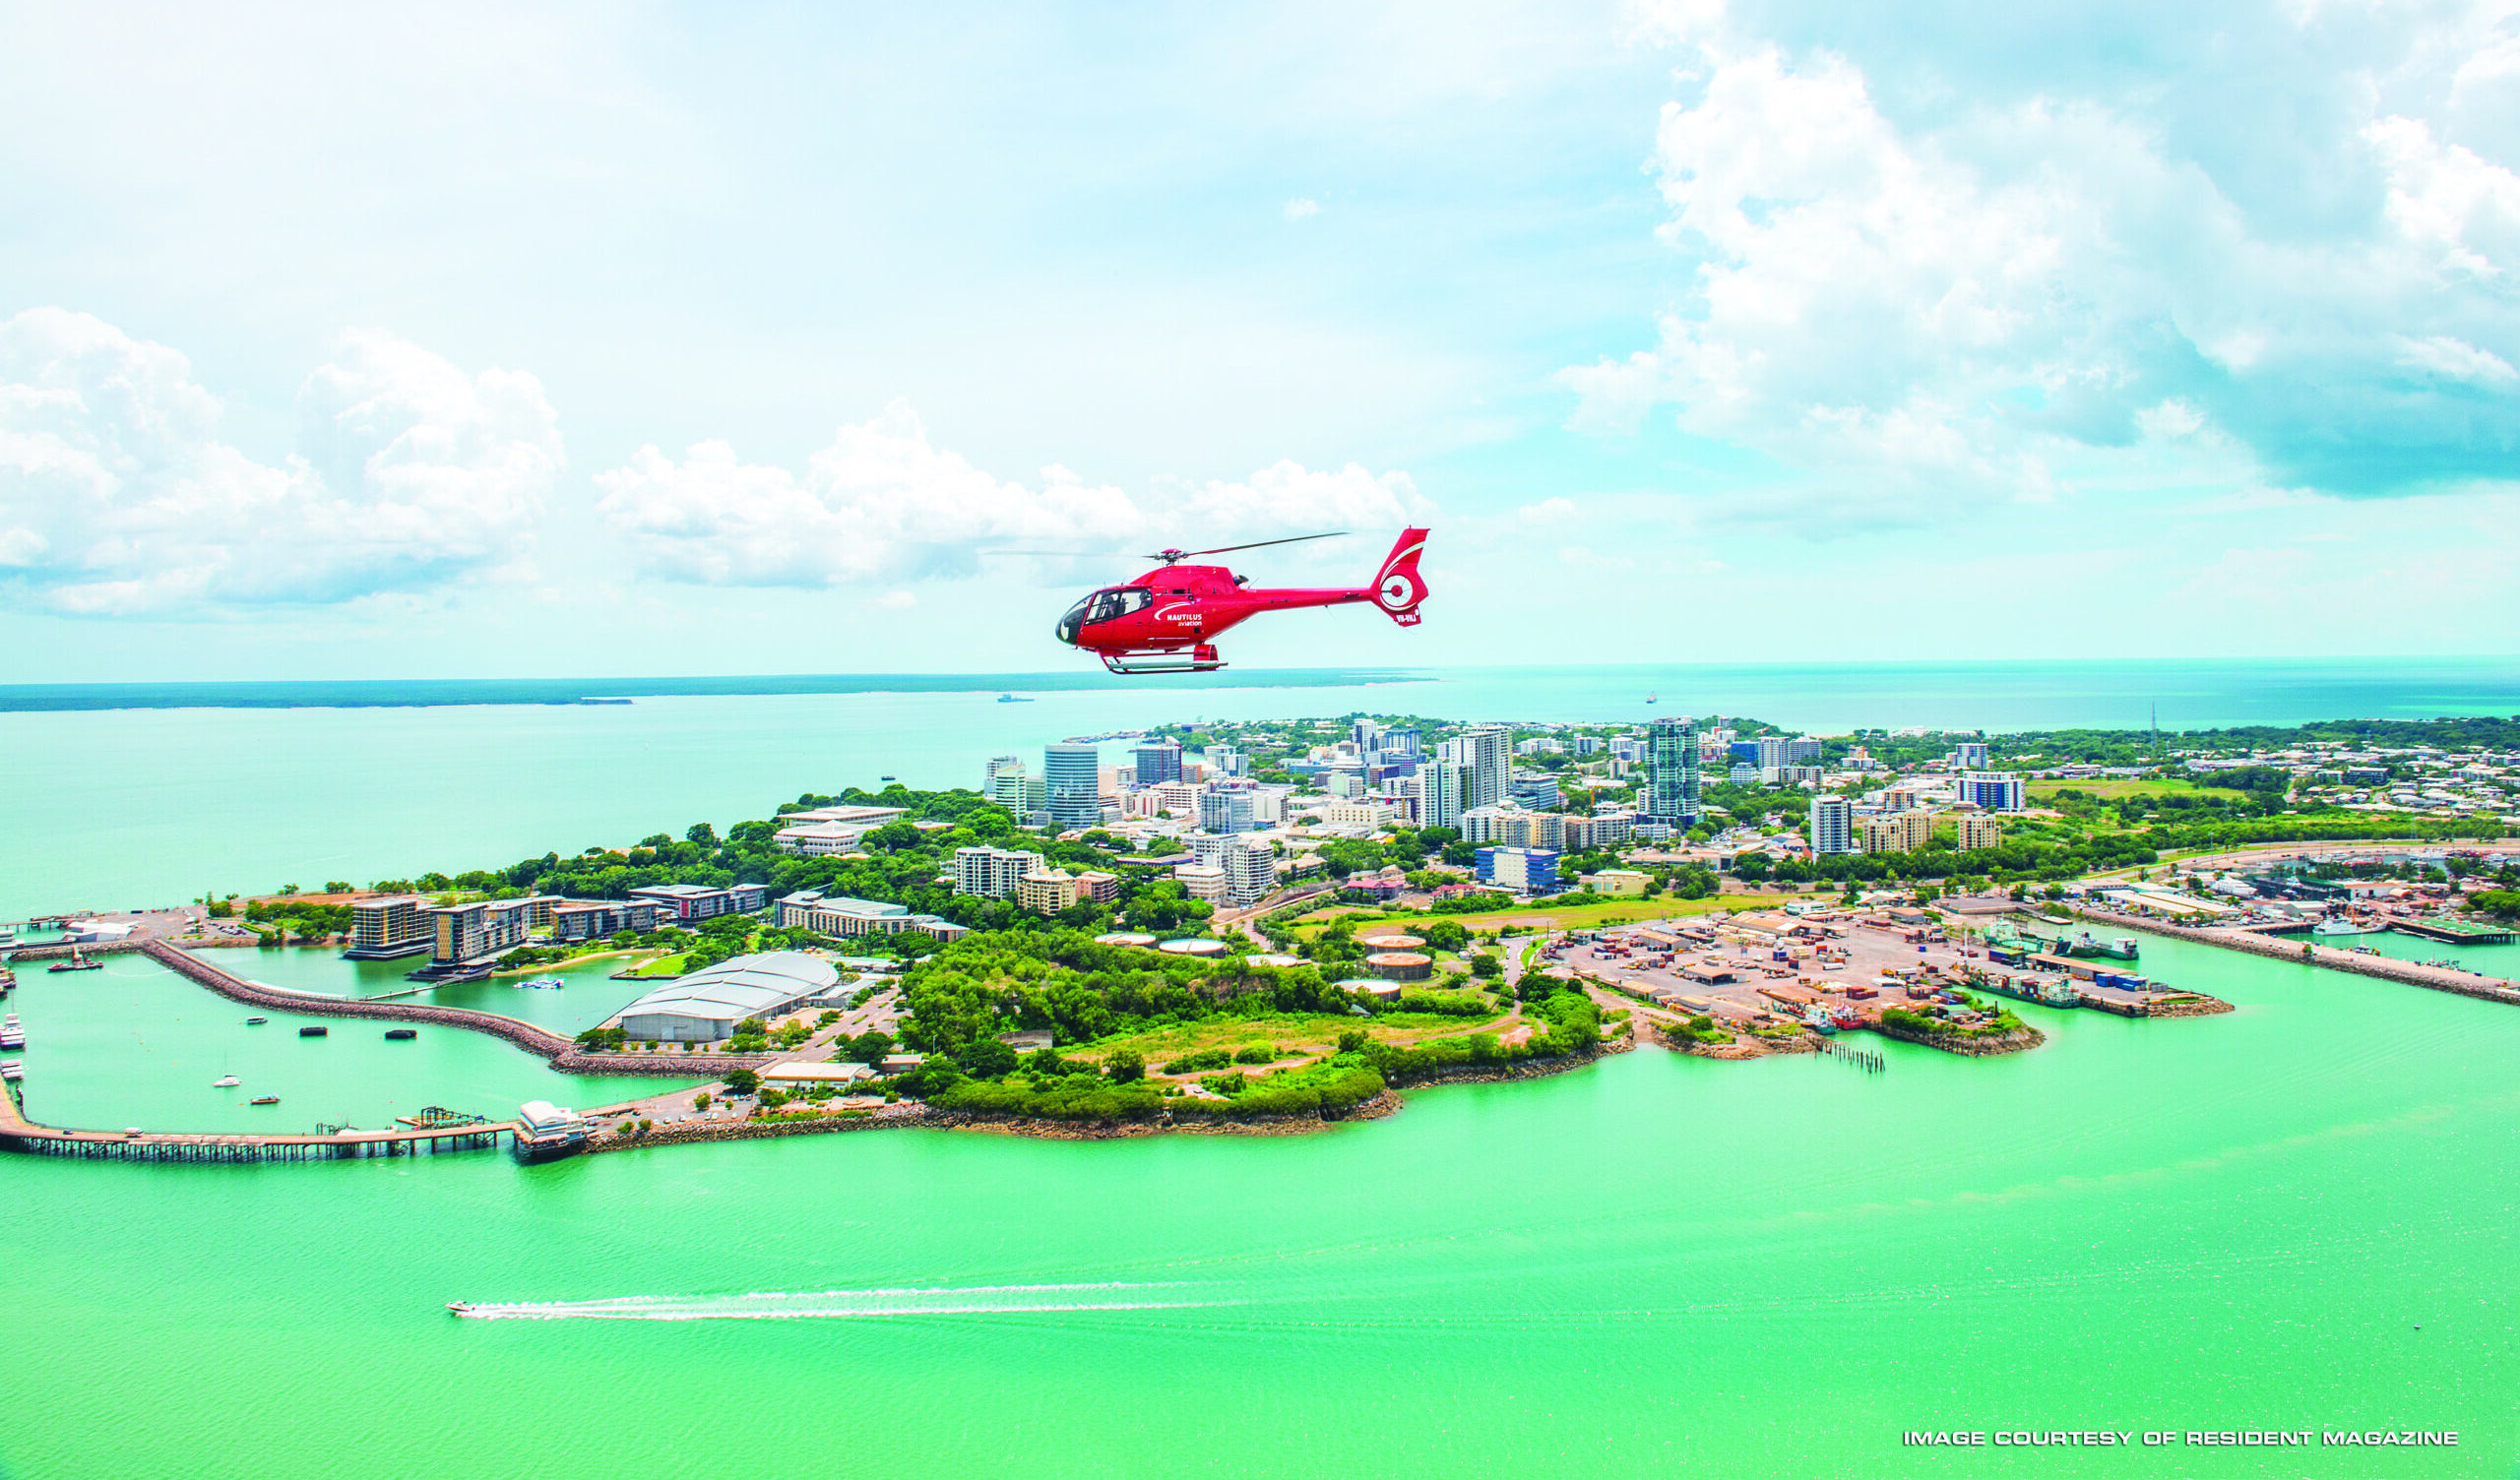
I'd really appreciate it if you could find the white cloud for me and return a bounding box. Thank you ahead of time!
[1567,9,2520,508]
[0,309,558,614]
[2394,333,2520,383]
[872,588,916,609]
[1517,496,1578,524]
[1284,197,1322,220]
[595,402,1428,586]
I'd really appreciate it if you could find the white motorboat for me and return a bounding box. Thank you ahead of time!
[213,1074,240,1087]
[2312,917,2374,937]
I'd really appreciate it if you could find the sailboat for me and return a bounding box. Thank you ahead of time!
[1644,693,1659,705]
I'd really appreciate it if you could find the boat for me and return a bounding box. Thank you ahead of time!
[249,1095,280,1105]
[244,1017,268,1025]
[996,694,1034,703]
[2312,918,2373,937]
[517,975,564,990]
[0,1015,23,1049]
[384,1027,417,1040]
[447,1302,476,1316]
[298,1025,327,1037]
[47,949,102,973]
[1,1061,22,1081]
[1645,693,1659,705]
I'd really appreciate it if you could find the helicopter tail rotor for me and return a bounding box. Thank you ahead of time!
[1370,527,1430,627]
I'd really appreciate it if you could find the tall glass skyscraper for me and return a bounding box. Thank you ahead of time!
[1132,738,1182,785]
[1457,724,1510,811]
[1643,715,1701,827]
[1043,743,1102,831]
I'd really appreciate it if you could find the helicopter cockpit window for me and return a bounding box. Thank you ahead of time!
[1086,587,1153,624]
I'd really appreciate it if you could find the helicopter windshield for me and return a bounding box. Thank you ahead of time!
[1056,586,1152,644]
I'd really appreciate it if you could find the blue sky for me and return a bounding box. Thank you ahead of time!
[3,0,2516,678]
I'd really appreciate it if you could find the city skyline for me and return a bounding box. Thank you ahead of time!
[6,1,2519,679]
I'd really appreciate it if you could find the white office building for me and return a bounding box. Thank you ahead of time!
[1416,759,1464,830]
[1957,771,2026,813]
[954,844,1044,898]
[1810,795,1856,855]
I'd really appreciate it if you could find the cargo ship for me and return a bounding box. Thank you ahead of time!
[512,1100,590,1164]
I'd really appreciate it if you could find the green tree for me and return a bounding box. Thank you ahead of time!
[848,1029,896,1067]
[724,1069,760,1096]
[1105,1048,1146,1082]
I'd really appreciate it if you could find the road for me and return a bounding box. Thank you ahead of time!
[587,975,907,1127]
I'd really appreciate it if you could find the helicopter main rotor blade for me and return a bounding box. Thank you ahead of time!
[1153,530,1350,560]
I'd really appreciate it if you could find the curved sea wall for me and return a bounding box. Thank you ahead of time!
[130,940,762,1077]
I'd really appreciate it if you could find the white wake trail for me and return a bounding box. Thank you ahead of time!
[451,1282,1215,1321]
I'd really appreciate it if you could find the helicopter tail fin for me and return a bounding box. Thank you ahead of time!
[1370,527,1430,626]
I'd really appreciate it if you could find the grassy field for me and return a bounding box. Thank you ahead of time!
[626,951,692,977]
[2029,776,2243,801]
[1075,1006,1511,1069]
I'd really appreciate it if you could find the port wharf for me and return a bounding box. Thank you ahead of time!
[2078,908,2520,1008]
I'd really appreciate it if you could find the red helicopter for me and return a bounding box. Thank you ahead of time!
[1050,528,1429,673]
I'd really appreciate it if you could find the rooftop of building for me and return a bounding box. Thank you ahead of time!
[616,951,840,1023]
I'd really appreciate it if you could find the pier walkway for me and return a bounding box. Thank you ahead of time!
[2081,909,2520,1008]
[0,1078,513,1163]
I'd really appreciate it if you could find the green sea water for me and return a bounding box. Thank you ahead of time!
[5,932,2518,1479]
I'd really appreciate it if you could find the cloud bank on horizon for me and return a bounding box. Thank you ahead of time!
[1563,0,2520,519]
[0,0,2514,670]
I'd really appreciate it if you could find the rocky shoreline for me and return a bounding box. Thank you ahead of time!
[1869,1019,2047,1056]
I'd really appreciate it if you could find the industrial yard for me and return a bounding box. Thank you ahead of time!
[1537,899,2232,1056]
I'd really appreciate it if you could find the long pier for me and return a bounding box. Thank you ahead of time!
[0,1077,513,1163]
[2080,909,2520,1007]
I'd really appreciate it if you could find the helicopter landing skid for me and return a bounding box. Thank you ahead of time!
[1100,646,1224,675]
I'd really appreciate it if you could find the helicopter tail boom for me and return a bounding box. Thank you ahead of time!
[1370,527,1430,626]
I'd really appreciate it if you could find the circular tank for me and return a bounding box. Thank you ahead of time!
[1365,952,1433,981]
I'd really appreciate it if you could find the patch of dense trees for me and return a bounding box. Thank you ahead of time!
[364,786,1205,940]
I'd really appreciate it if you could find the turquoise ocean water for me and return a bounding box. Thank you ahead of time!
[5,660,2520,1478]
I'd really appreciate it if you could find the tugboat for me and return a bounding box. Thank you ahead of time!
[47,948,102,973]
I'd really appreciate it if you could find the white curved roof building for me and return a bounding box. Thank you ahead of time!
[616,951,840,1042]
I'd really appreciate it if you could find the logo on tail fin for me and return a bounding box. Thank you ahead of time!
[1373,528,1429,625]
